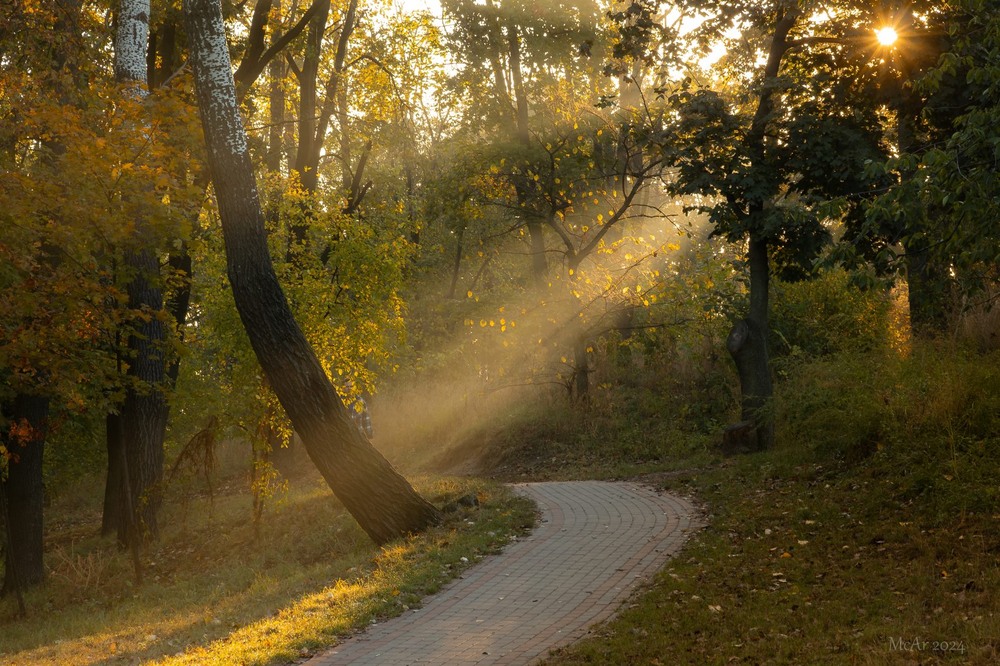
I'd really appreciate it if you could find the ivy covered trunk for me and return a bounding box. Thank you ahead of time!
[184,0,440,544]
[1,395,49,595]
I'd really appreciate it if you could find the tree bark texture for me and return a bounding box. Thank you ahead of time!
[184,0,440,544]
[114,0,171,545]
[101,412,124,536]
[118,248,169,545]
[1,395,49,595]
[726,237,773,451]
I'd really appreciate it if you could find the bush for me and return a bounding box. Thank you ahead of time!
[770,269,893,356]
[776,341,1000,522]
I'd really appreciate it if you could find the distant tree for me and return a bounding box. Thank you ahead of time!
[184,0,440,544]
[864,2,997,331]
[665,0,890,449]
[0,0,88,596]
[441,0,605,285]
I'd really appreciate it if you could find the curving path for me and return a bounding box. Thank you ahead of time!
[305,481,701,666]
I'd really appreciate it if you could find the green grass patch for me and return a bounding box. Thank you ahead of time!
[545,452,1000,664]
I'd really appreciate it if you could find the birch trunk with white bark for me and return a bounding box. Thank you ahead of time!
[114,0,170,545]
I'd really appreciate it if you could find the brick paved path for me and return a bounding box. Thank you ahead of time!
[305,481,701,666]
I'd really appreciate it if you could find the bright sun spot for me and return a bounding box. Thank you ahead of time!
[876,27,898,46]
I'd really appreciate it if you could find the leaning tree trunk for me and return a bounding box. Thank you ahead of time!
[1,395,49,595]
[726,236,774,451]
[184,0,440,544]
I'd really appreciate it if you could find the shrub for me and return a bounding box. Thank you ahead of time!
[770,269,893,356]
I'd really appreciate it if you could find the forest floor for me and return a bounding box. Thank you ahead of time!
[4,345,1000,665]
[0,452,536,666]
[3,430,999,666]
[481,434,1000,665]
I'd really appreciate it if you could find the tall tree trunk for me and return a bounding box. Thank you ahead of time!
[1,0,84,592]
[291,0,329,194]
[726,236,773,450]
[118,248,169,546]
[114,0,170,546]
[266,0,285,176]
[896,64,951,336]
[1,395,49,595]
[720,9,799,452]
[184,0,440,544]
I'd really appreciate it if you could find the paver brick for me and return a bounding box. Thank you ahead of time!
[304,481,701,666]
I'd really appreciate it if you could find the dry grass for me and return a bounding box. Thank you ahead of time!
[0,464,535,666]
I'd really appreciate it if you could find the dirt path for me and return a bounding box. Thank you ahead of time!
[305,481,701,665]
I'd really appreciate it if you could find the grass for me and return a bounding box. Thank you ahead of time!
[6,336,1000,666]
[545,455,1000,664]
[534,343,1000,664]
[0,451,535,666]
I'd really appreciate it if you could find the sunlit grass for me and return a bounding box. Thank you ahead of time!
[0,463,535,666]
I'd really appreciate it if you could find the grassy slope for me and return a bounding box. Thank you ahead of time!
[4,342,999,665]
[473,344,1000,665]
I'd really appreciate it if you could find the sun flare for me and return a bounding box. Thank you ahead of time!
[876,27,898,46]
